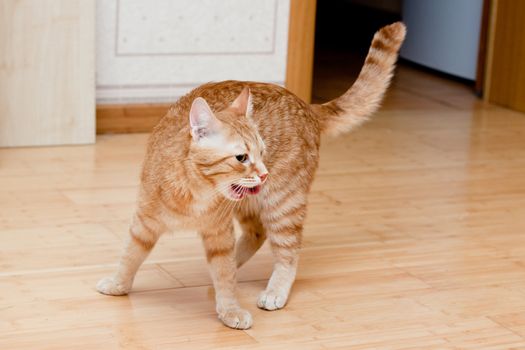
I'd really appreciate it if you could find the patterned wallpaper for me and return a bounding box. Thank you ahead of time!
[96,0,290,104]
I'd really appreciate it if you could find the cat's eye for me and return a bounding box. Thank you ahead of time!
[235,154,248,163]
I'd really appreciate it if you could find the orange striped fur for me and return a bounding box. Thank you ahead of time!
[97,22,406,330]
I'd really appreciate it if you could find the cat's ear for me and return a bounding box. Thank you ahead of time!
[189,97,221,140]
[231,87,253,117]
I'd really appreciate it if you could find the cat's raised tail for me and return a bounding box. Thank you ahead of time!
[312,22,406,137]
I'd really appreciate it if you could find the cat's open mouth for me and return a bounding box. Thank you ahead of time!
[229,184,261,200]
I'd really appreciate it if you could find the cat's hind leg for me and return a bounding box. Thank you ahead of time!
[97,209,164,296]
[235,214,266,268]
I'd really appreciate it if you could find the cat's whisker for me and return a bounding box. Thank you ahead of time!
[237,179,258,185]
[213,180,244,223]
[202,182,234,203]
[213,197,232,224]
[229,189,244,220]
[222,180,248,217]
[213,202,228,224]
[215,195,237,224]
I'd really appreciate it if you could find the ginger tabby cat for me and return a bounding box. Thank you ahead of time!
[97,22,406,329]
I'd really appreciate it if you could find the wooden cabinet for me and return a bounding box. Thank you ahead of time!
[0,0,95,147]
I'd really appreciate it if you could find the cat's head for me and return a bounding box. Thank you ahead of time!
[188,87,268,201]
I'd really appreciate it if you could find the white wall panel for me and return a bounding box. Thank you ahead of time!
[96,0,290,104]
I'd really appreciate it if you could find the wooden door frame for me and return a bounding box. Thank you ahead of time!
[483,0,525,112]
[284,0,317,103]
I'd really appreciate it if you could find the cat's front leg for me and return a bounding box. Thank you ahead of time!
[201,224,252,329]
[97,210,162,295]
[257,200,306,311]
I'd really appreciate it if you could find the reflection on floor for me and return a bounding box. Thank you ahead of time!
[2,63,525,348]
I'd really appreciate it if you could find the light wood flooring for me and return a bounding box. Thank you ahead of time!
[2,63,525,349]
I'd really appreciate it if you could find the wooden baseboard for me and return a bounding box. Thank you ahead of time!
[96,103,171,134]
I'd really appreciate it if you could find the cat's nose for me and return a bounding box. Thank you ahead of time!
[259,173,268,183]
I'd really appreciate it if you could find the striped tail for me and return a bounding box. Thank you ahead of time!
[312,22,406,137]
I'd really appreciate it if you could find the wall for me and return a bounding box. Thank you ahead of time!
[96,0,290,104]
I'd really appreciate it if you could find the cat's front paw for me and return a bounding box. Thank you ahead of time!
[257,289,288,311]
[218,308,253,329]
[96,276,130,296]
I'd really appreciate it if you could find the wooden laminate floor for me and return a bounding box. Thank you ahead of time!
[2,62,525,349]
